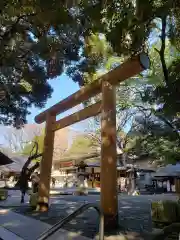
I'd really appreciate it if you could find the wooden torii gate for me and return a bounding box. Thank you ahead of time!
[35,53,150,228]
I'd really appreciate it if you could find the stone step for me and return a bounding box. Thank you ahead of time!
[0,208,91,240]
[0,226,24,240]
[0,208,49,240]
[46,228,92,240]
[94,233,144,240]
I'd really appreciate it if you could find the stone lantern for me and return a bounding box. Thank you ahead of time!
[75,161,89,195]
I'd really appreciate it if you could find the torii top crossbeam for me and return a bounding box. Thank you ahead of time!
[35,53,150,124]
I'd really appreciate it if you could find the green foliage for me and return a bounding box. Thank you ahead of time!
[10,0,180,166]
[67,33,117,86]
[152,200,179,223]
[0,189,8,201]
[124,20,180,165]
[0,0,84,127]
[64,135,95,157]
[22,133,44,162]
[77,0,179,56]
[2,0,179,131]
[129,133,180,165]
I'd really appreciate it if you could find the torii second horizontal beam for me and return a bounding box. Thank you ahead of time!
[53,101,101,131]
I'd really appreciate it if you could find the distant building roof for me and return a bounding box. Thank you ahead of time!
[0,152,13,165]
[153,163,180,178]
[0,155,36,173]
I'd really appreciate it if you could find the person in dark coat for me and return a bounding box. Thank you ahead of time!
[19,169,30,203]
[16,142,41,203]
[52,177,56,188]
[18,162,39,203]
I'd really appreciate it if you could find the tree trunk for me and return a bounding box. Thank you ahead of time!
[122,152,127,166]
[130,168,136,193]
[175,178,180,196]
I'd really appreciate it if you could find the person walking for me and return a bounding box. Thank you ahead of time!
[52,177,56,188]
[17,162,39,203]
[19,169,29,203]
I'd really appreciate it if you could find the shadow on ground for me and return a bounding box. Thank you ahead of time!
[3,193,172,239]
[8,203,100,239]
[2,198,152,239]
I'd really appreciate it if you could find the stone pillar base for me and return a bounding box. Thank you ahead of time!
[36,202,49,212]
[104,214,119,232]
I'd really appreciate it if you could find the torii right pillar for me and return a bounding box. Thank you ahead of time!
[101,81,118,229]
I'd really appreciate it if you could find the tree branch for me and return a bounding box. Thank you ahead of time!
[156,113,180,145]
[0,13,36,40]
[156,16,169,86]
[154,48,160,54]
[0,13,37,62]
[87,132,101,146]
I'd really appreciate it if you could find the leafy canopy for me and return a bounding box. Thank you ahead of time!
[0,0,84,127]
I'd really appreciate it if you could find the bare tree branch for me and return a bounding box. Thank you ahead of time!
[3,125,43,152]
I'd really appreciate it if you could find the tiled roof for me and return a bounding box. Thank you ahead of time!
[0,152,13,165]
[0,155,27,173]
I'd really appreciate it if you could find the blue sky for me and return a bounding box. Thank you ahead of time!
[27,73,89,131]
[0,74,88,146]
[27,73,79,122]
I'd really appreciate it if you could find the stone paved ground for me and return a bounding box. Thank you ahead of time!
[0,191,178,239]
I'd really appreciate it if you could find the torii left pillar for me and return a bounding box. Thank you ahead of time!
[37,114,55,211]
[101,81,118,229]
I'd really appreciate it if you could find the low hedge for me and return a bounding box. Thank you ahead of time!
[151,200,180,223]
[74,187,88,196]
[29,192,38,208]
[0,188,8,200]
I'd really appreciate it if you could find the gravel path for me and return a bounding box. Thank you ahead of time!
[1,192,178,239]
